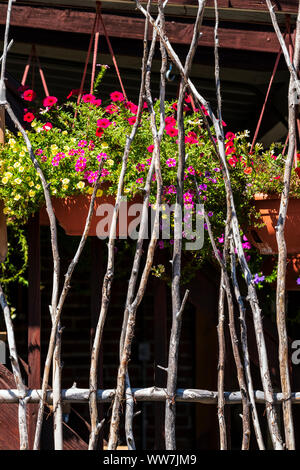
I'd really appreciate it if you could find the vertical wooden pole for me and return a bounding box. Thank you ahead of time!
[154,279,167,449]
[28,213,41,449]
[90,237,103,449]
[0,107,7,263]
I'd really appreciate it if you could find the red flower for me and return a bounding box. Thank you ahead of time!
[166,126,178,137]
[23,112,35,123]
[43,122,52,131]
[128,116,137,125]
[228,156,237,167]
[147,145,154,153]
[171,102,178,111]
[297,153,300,161]
[295,167,300,179]
[125,101,138,114]
[82,94,96,103]
[105,104,119,114]
[43,96,58,107]
[110,91,125,102]
[185,94,191,103]
[165,116,176,126]
[67,89,80,99]
[95,127,104,138]
[23,89,36,102]
[225,132,236,140]
[244,167,252,175]
[97,118,112,128]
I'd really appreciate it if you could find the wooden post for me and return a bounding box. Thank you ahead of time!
[154,279,167,449]
[90,237,103,449]
[27,213,41,449]
[0,107,7,263]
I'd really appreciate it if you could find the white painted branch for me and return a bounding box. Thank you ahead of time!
[0,387,299,405]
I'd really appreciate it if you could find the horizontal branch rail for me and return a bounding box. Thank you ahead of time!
[0,387,299,405]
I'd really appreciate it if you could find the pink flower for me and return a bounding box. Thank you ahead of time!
[93,99,102,106]
[166,158,176,167]
[147,145,154,153]
[158,240,164,249]
[136,177,144,184]
[51,156,60,166]
[186,166,195,175]
[101,168,110,177]
[35,149,43,156]
[166,185,176,195]
[68,149,77,156]
[146,158,152,166]
[82,94,96,103]
[97,118,112,128]
[166,126,178,137]
[43,122,52,131]
[110,91,125,102]
[78,140,87,147]
[200,105,208,116]
[183,191,193,204]
[171,102,178,111]
[105,104,119,114]
[87,171,99,183]
[128,116,137,125]
[88,141,95,150]
[96,152,107,162]
[136,163,145,172]
[23,89,36,102]
[41,155,47,162]
[75,157,87,172]
[43,96,58,107]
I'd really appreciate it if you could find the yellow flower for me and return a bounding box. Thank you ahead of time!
[19,166,25,173]
[31,121,37,128]
[62,185,69,191]
[29,181,34,187]
[62,178,70,185]
[4,172,12,179]
[77,181,85,189]
[14,161,20,168]
[107,159,114,166]
[86,187,94,195]
[96,189,103,197]
[14,194,21,201]
[101,142,108,148]
[29,190,36,197]
[14,178,22,185]
[36,184,41,190]
[3,207,9,214]
[63,145,70,152]
[2,177,8,184]
[62,131,68,136]
[19,151,25,157]
[8,138,16,147]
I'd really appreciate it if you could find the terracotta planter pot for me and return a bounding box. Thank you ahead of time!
[248,193,300,255]
[40,192,143,237]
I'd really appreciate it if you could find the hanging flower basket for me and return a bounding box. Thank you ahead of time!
[249,193,300,255]
[40,191,143,237]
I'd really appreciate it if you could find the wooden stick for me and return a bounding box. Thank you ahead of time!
[135,3,284,449]
[269,0,300,451]
[0,386,299,405]
[107,4,166,449]
[0,284,29,449]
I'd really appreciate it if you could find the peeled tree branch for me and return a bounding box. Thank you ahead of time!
[135,0,283,449]
[267,0,300,451]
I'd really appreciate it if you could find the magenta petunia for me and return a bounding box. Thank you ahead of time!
[165,126,178,137]
[43,96,58,107]
[75,157,87,172]
[166,158,176,168]
[97,118,112,129]
[82,94,96,103]
[110,91,125,102]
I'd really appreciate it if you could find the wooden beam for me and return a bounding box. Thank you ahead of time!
[0,4,292,53]
[27,212,41,449]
